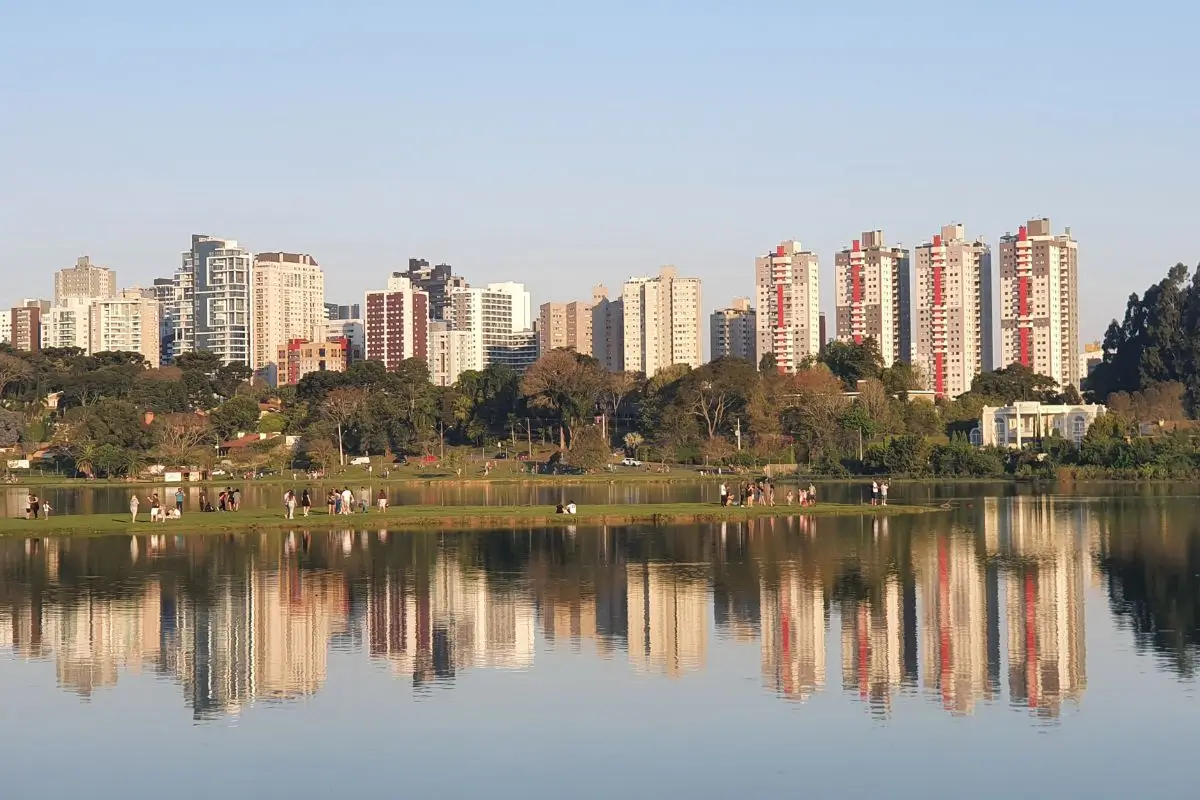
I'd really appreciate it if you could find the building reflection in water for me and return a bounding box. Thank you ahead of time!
[0,499,1117,722]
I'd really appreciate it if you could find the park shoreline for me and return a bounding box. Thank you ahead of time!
[0,502,940,537]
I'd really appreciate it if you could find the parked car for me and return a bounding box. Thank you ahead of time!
[621,458,643,467]
[349,456,371,466]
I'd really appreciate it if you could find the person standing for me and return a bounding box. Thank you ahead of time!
[808,483,816,505]
[175,487,185,514]
[880,480,889,506]
[719,482,728,507]
[284,489,296,519]
[301,489,312,517]
[130,493,140,523]
[359,487,370,514]
[231,488,241,512]
[26,492,39,520]
[377,488,388,512]
[870,481,879,506]
[342,487,353,515]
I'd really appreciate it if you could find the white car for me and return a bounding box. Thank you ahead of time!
[621,458,643,467]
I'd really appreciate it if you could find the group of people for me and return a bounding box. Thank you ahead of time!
[554,501,578,514]
[283,487,388,519]
[718,480,818,508]
[870,480,891,506]
[24,492,50,519]
[130,488,187,523]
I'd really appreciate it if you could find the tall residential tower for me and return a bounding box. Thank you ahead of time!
[621,267,702,376]
[998,218,1079,388]
[755,241,820,372]
[913,224,991,397]
[834,231,910,366]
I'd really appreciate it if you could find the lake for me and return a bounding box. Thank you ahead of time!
[0,490,1196,798]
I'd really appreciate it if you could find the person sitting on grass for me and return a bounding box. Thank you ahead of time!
[566,501,577,515]
[555,503,565,514]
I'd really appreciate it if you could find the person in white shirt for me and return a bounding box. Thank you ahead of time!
[566,501,577,515]
[341,488,353,515]
[719,483,728,506]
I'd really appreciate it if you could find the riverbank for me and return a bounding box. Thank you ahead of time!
[0,502,939,536]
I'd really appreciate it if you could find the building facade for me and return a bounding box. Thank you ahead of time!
[90,289,161,366]
[42,301,92,352]
[175,235,252,366]
[151,278,176,363]
[998,218,1080,388]
[538,300,593,356]
[913,224,991,397]
[448,282,535,376]
[251,252,326,378]
[755,241,820,372]
[10,306,42,352]
[428,321,475,387]
[710,298,757,363]
[590,285,625,372]
[364,275,429,370]
[54,256,116,305]
[621,267,702,377]
[327,319,364,363]
[276,338,348,385]
[324,302,360,321]
[834,231,910,366]
[973,402,1104,448]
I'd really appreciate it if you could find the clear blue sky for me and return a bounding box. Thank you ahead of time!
[2,0,1196,346]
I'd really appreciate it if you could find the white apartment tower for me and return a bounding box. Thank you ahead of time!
[251,252,326,376]
[835,231,910,366]
[90,289,162,367]
[449,282,536,376]
[174,234,252,365]
[621,267,702,376]
[999,218,1079,388]
[913,224,992,397]
[755,241,820,372]
[538,300,593,356]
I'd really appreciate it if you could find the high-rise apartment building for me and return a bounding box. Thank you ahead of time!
[364,275,429,371]
[54,256,116,305]
[251,252,325,379]
[10,305,42,352]
[0,310,9,345]
[449,281,536,376]
[710,298,757,362]
[621,267,702,377]
[591,285,625,372]
[755,241,820,372]
[41,301,92,352]
[174,235,252,365]
[327,318,364,363]
[999,218,1080,388]
[151,278,176,364]
[913,224,992,397]
[90,289,161,366]
[399,259,468,321]
[537,300,593,356]
[428,320,475,387]
[834,231,910,366]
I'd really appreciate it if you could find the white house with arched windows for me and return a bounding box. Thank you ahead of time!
[972,402,1105,448]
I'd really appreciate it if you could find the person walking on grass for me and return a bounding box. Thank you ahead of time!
[359,487,369,514]
[341,487,353,515]
[130,493,140,523]
[301,489,312,517]
[284,489,296,520]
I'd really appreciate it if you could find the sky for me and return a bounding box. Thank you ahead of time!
[2,0,1197,349]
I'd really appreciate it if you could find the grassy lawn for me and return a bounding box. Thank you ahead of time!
[0,501,940,537]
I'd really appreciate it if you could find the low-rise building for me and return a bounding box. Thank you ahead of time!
[973,402,1104,448]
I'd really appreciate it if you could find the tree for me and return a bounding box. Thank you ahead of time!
[677,358,756,440]
[622,431,645,458]
[93,444,127,478]
[210,395,261,441]
[304,438,338,471]
[214,362,254,399]
[780,364,847,464]
[881,361,925,395]
[969,364,1060,404]
[70,442,98,478]
[174,350,222,375]
[520,349,606,449]
[322,387,368,465]
[0,408,23,448]
[155,413,213,464]
[0,353,33,399]
[820,339,883,390]
[566,426,610,472]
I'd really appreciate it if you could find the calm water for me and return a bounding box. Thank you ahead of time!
[1,493,1197,798]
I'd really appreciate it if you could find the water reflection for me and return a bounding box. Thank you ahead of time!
[1,496,1196,726]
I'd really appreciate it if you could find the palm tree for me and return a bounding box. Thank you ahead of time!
[120,450,147,480]
[72,443,98,479]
